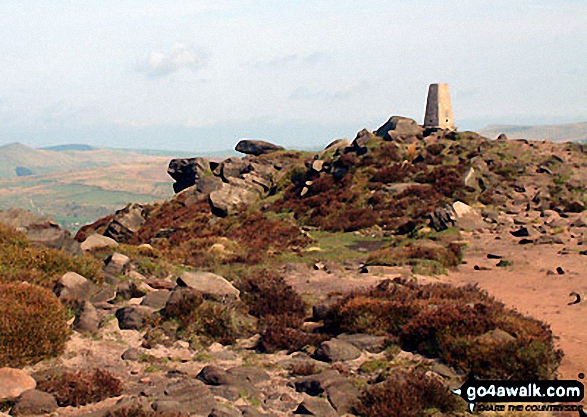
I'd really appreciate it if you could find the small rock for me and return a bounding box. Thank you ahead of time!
[81,233,119,251]
[209,406,242,417]
[141,290,171,309]
[314,339,361,362]
[115,305,153,330]
[487,254,502,259]
[74,301,100,334]
[294,396,338,416]
[510,227,530,237]
[519,239,534,245]
[0,368,36,400]
[104,252,131,276]
[326,382,360,414]
[196,365,235,386]
[122,348,142,361]
[556,267,565,275]
[11,389,58,416]
[336,333,386,353]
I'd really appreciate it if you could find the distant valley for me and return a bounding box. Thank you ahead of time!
[479,121,587,142]
[0,142,232,231]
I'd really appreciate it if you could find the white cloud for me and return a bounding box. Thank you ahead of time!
[139,44,209,77]
[254,52,328,69]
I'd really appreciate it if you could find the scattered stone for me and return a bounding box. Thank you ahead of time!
[0,368,36,400]
[116,280,146,301]
[141,290,171,309]
[462,167,477,188]
[104,253,131,276]
[53,271,92,301]
[11,389,58,416]
[115,305,154,330]
[209,406,242,417]
[122,348,142,361]
[326,382,360,414]
[295,370,347,396]
[568,292,581,305]
[74,301,100,334]
[336,333,386,353]
[227,366,271,385]
[81,233,119,251]
[519,239,534,245]
[478,328,516,344]
[556,267,565,275]
[510,227,530,238]
[177,271,240,301]
[162,379,215,415]
[487,254,502,259]
[196,365,236,386]
[294,396,338,416]
[314,339,361,362]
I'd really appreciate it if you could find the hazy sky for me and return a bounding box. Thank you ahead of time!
[1,0,586,151]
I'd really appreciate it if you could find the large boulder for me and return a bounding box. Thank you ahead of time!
[376,116,423,141]
[0,209,80,254]
[168,157,211,193]
[209,183,260,217]
[80,233,119,251]
[177,271,240,301]
[53,272,93,301]
[0,368,36,400]
[235,139,284,156]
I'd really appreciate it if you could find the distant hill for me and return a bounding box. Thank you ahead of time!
[40,144,96,151]
[480,122,587,142]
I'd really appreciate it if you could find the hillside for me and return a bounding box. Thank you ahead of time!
[480,121,587,142]
[0,119,585,416]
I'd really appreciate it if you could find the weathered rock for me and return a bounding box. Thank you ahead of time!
[209,183,259,217]
[452,201,486,231]
[314,339,361,362]
[141,290,171,309]
[326,382,360,414]
[462,167,477,188]
[104,252,130,276]
[162,379,215,415]
[168,157,211,193]
[115,305,153,330]
[177,271,240,301]
[429,205,456,231]
[121,348,142,361]
[74,301,100,334]
[209,406,242,417]
[11,389,58,416]
[235,139,284,156]
[376,116,423,140]
[336,333,386,353]
[227,366,271,385]
[104,203,147,242]
[81,233,119,251]
[510,227,530,238]
[295,370,347,396]
[197,365,236,386]
[0,368,36,400]
[53,271,92,301]
[115,280,146,301]
[294,396,338,416]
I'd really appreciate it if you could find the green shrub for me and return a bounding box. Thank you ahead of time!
[38,368,123,407]
[0,283,69,367]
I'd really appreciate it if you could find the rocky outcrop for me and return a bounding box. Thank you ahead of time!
[168,157,212,193]
[209,183,260,217]
[235,139,284,156]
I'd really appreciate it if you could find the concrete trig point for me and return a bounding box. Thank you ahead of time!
[424,83,456,130]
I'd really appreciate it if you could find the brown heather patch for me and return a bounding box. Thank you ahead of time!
[0,283,69,367]
[38,369,123,407]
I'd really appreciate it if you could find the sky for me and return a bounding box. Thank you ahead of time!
[0,0,586,152]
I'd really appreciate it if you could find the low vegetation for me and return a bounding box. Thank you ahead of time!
[0,223,102,287]
[38,369,123,407]
[0,282,69,367]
